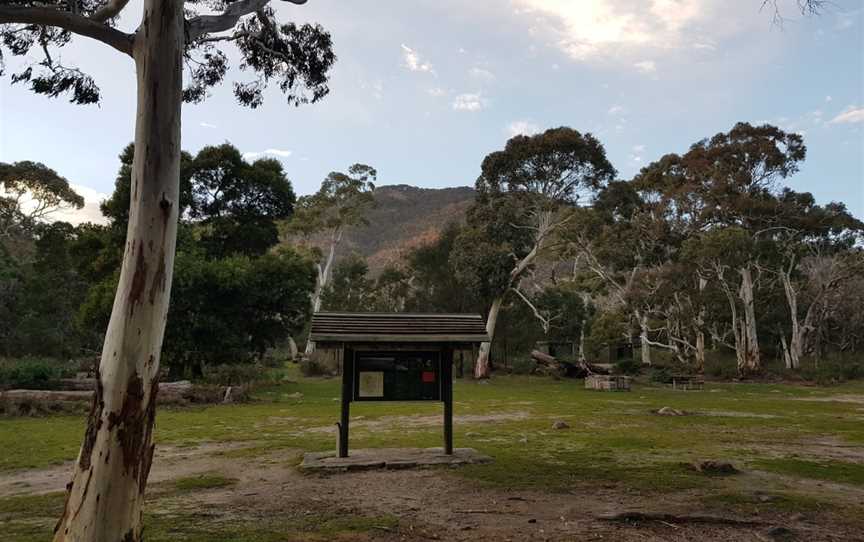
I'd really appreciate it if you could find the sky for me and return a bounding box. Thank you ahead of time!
[0,0,862,225]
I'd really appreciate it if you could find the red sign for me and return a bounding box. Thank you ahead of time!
[422,371,436,383]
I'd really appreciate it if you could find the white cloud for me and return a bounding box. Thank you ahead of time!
[200,122,217,129]
[633,144,646,153]
[634,60,657,74]
[825,95,833,103]
[242,148,293,161]
[400,44,435,74]
[693,41,716,51]
[452,93,489,112]
[469,67,496,81]
[608,104,626,115]
[427,87,447,97]
[829,106,864,125]
[507,121,541,137]
[51,184,108,226]
[512,0,710,61]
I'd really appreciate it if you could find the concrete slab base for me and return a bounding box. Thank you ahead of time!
[299,447,492,472]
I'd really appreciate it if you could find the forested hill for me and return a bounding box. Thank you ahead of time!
[333,184,475,273]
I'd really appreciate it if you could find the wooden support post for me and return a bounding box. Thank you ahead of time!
[442,346,454,455]
[339,347,353,458]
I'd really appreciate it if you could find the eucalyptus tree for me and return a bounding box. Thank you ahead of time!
[454,127,615,378]
[289,164,375,354]
[760,191,863,368]
[563,180,687,367]
[637,123,806,375]
[0,0,335,539]
[0,161,83,241]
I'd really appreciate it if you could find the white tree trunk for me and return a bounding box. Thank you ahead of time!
[738,266,761,375]
[475,296,503,379]
[54,2,183,540]
[305,234,338,355]
[638,312,652,365]
[781,271,801,369]
[695,276,707,373]
[578,325,586,363]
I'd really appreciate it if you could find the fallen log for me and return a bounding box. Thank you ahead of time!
[58,378,97,391]
[1,390,92,402]
[530,351,606,378]
[1,380,212,405]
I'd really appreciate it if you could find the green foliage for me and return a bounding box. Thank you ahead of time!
[289,163,376,239]
[508,357,538,375]
[299,356,333,377]
[164,248,315,376]
[320,253,373,311]
[614,358,642,375]
[190,144,296,259]
[405,222,480,313]
[0,160,83,238]
[202,364,267,386]
[0,357,76,390]
[794,355,864,385]
[649,366,674,384]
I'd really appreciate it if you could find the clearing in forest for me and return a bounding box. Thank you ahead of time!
[2,372,863,541]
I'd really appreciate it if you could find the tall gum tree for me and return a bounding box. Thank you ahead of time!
[286,164,375,355]
[454,127,615,378]
[637,123,806,376]
[0,1,335,540]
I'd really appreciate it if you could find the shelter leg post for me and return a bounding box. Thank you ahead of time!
[339,347,353,458]
[443,347,454,455]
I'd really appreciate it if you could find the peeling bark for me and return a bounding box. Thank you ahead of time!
[53,0,183,539]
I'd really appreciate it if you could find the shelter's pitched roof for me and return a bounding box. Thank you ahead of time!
[309,312,490,343]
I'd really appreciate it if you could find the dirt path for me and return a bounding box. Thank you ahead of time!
[4,429,863,541]
[0,441,249,497]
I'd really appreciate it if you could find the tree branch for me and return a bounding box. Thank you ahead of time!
[89,0,132,23]
[186,0,307,42]
[0,6,134,55]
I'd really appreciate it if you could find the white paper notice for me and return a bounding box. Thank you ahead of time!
[358,371,384,398]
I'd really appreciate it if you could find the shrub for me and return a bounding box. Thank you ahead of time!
[202,364,265,386]
[614,358,642,376]
[300,357,332,377]
[797,355,864,385]
[0,358,77,390]
[650,366,673,384]
[508,357,538,375]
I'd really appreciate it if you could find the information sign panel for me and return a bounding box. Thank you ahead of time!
[353,351,441,401]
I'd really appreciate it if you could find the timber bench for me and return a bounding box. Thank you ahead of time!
[671,375,705,391]
[585,374,631,391]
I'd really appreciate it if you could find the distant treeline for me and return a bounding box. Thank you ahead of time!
[2,123,863,380]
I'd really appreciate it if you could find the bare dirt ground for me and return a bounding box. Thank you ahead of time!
[4,440,862,542]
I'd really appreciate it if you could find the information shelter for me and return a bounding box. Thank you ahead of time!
[309,312,490,458]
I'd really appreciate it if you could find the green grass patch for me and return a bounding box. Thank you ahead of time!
[173,473,237,492]
[0,491,65,518]
[752,458,864,486]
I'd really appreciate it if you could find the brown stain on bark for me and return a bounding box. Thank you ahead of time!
[56,376,104,535]
[138,379,159,495]
[107,374,149,480]
[128,240,148,318]
[79,376,105,470]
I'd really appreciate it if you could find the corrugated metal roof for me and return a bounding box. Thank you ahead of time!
[310,312,490,343]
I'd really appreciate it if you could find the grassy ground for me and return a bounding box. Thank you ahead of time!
[2,368,863,540]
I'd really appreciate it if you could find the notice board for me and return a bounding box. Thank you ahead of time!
[353,351,441,401]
